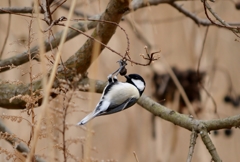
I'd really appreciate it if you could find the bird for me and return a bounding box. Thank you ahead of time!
[77,74,145,125]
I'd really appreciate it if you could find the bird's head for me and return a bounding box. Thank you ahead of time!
[125,74,145,95]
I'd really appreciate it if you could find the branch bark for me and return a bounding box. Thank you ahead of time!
[186,130,198,162]
[62,0,129,74]
[199,126,222,162]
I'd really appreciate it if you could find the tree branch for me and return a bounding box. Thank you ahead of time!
[0,7,34,14]
[0,76,237,161]
[1,0,240,74]
[199,126,222,162]
[186,130,198,162]
[63,0,129,74]
[0,16,99,73]
[170,2,240,27]
[0,0,129,108]
[0,120,45,162]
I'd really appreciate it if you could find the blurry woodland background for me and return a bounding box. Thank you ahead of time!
[0,0,240,162]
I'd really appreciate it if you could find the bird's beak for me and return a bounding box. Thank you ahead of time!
[124,75,129,79]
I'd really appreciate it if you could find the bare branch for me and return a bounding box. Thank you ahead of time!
[62,0,130,74]
[2,0,240,73]
[0,120,45,162]
[186,130,198,162]
[170,2,210,26]
[0,7,34,14]
[170,2,240,27]
[199,126,222,162]
[202,0,240,37]
[41,0,53,25]
[0,16,99,73]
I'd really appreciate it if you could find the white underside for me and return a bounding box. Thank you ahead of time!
[77,82,140,125]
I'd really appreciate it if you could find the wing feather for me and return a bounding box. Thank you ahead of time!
[99,97,138,116]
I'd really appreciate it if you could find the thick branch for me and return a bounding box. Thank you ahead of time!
[0,77,236,161]
[63,0,129,74]
[138,94,240,131]
[0,0,129,108]
[0,78,106,109]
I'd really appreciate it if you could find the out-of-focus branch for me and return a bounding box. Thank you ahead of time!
[0,7,34,14]
[0,16,99,73]
[60,3,91,18]
[170,2,210,26]
[124,17,152,50]
[202,0,240,38]
[0,120,45,162]
[170,2,240,27]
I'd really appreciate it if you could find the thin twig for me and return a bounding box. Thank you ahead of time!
[170,2,240,28]
[72,18,131,56]
[64,20,160,66]
[133,151,140,162]
[26,18,36,147]
[196,27,218,115]
[0,7,38,19]
[0,17,99,73]
[51,0,67,14]
[162,56,197,118]
[62,91,74,162]
[203,0,240,37]
[124,17,152,50]
[26,1,77,162]
[196,27,209,78]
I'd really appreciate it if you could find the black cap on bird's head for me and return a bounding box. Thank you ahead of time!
[125,74,145,95]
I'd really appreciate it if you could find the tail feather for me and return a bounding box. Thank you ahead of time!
[77,112,97,125]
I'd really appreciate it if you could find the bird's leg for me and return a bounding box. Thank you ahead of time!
[112,60,127,77]
[108,60,127,82]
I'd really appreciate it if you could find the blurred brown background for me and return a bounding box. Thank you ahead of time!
[0,0,240,161]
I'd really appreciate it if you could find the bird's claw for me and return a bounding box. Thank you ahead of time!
[109,60,127,82]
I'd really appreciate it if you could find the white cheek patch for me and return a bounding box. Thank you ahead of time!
[131,79,145,91]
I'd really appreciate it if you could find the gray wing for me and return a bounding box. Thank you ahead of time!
[98,97,138,116]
